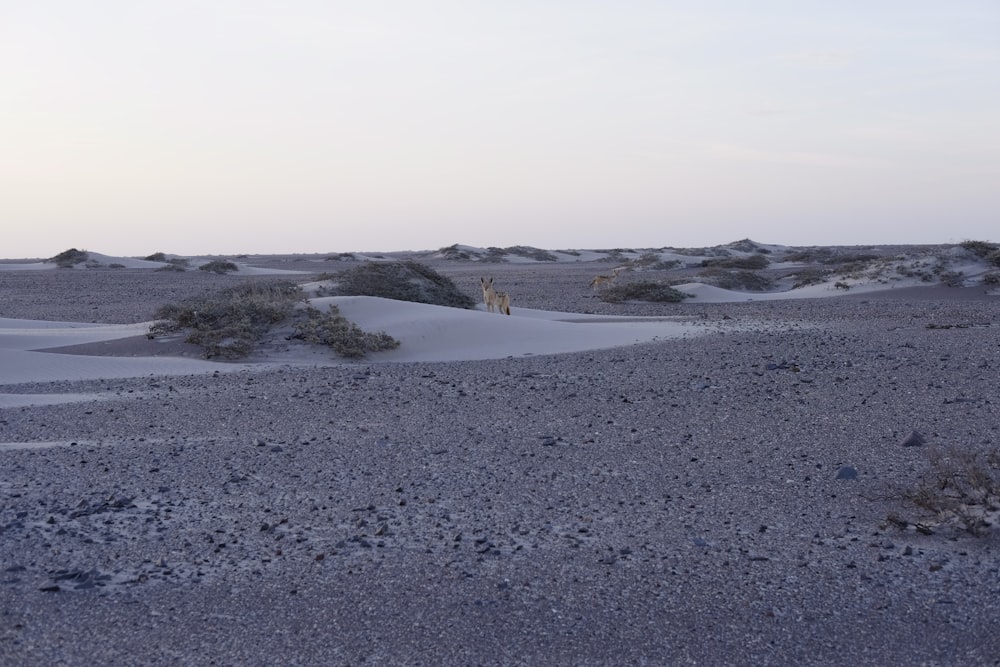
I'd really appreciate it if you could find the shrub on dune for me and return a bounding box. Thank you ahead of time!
[150,281,304,358]
[50,248,89,268]
[322,261,476,309]
[599,281,691,303]
[199,259,240,274]
[292,306,399,358]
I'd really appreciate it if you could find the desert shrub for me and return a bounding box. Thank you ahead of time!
[598,249,631,263]
[727,239,771,254]
[890,444,1000,537]
[982,272,1000,286]
[324,261,476,309]
[150,281,304,359]
[698,268,774,291]
[599,281,691,303]
[108,263,125,269]
[960,240,999,260]
[325,252,357,261]
[963,242,1000,268]
[624,253,681,270]
[145,252,167,262]
[505,246,558,262]
[199,260,239,274]
[824,253,880,266]
[700,254,770,270]
[438,244,473,260]
[156,263,186,273]
[292,305,399,358]
[50,248,89,268]
[784,248,832,263]
[791,268,832,288]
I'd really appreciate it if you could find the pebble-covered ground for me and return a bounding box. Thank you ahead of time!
[1,260,999,666]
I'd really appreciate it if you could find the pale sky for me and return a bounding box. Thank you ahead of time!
[2,1,998,258]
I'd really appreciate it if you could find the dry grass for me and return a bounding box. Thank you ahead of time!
[889,444,1000,537]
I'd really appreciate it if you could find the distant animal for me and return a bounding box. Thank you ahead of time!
[480,276,499,313]
[481,276,511,315]
[495,290,511,315]
[589,266,625,290]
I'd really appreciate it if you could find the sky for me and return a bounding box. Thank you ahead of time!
[2,1,998,258]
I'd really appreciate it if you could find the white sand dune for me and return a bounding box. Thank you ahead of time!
[0,298,717,407]
[320,296,706,363]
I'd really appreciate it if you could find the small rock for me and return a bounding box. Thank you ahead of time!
[836,466,858,480]
[901,430,926,447]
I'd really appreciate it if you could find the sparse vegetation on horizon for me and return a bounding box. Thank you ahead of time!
[199,259,240,274]
[700,254,770,270]
[960,239,1000,268]
[50,248,89,268]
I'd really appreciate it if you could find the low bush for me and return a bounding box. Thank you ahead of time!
[292,306,399,358]
[150,281,304,359]
[698,268,774,291]
[889,444,1000,537]
[599,281,691,303]
[700,254,770,270]
[791,268,832,289]
[199,260,240,274]
[50,248,89,268]
[323,261,476,309]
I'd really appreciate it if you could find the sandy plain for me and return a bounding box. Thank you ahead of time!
[1,244,999,666]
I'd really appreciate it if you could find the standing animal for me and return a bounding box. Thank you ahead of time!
[480,276,499,313]
[480,277,511,315]
[589,266,625,290]
[495,290,511,315]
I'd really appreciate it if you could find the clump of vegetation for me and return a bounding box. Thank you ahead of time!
[50,248,89,268]
[481,246,558,263]
[199,260,240,274]
[156,264,186,273]
[292,306,399,358]
[321,261,476,309]
[150,281,304,358]
[599,281,692,303]
[727,239,770,254]
[889,444,1000,537]
[960,240,1000,268]
[438,244,474,260]
[597,249,633,263]
[623,252,681,271]
[325,252,357,261]
[698,267,774,291]
[982,272,1000,286]
[791,268,833,289]
[700,254,770,270]
[145,252,168,262]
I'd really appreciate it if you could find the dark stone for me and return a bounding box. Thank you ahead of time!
[836,466,858,480]
[901,430,926,447]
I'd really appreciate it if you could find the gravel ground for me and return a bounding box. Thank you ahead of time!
[2,260,1000,666]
